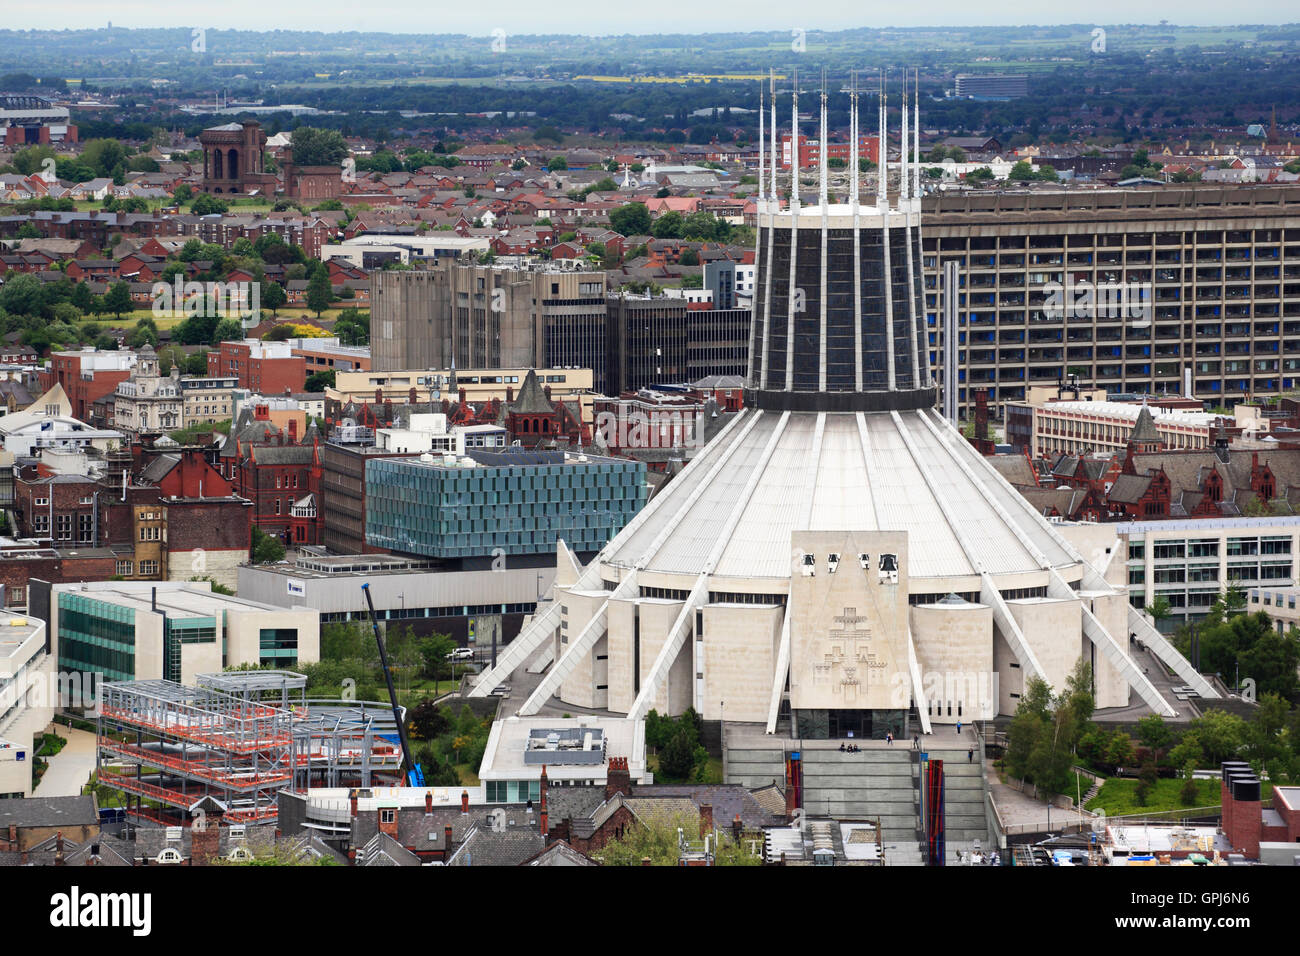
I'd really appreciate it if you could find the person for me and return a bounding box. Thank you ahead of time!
[968,747,974,763]
[839,742,846,752]
[956,719,962,735]
[886,732,893,746]
[912,735,920,751]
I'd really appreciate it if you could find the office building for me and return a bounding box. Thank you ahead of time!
[923,186,1300,419]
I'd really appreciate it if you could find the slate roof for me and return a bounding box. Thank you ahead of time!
[509,368,554,415]
[1129,405,1161,443]
[0,795,98,829]
[1108,473,1153,504]
[446,825,546,866]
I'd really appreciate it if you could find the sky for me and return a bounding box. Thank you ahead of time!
[12,2,1289,37]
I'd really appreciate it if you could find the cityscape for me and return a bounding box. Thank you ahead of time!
[0,6,1295,923]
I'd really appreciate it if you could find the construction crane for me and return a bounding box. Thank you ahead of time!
[361,582,425,787]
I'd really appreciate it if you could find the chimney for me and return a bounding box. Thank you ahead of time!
[441,398,450,415]
[288,418,299,444]
[544,385,552,401]
[539,764,549,838]
[55,831,64,866]
[506,386,514,403]
[458,387,466,405]
[349,792,358,818]
[975,388,989,443]
[424,791,433,815]
[443,824,453,859]
[698,804,713,839]
[375,387,383,405]
[460,790,469,814]
[409,386,417,404]
[191,820,221,867]
[605,756,631,801]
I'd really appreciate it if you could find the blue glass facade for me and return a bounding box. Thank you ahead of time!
[365,452,646,558]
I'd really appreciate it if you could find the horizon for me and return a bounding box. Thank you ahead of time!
[2,11,1296,38]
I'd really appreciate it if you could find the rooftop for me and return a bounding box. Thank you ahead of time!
[52,581,296,620]
[479,716,645,782]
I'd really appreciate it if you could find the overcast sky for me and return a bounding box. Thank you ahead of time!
[14,3,1285,36]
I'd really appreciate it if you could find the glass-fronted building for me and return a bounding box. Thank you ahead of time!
[365,449,646,559]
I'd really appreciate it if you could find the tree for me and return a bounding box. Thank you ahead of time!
[0,273,46,316]
[211,317,244,345]
[190,192,228,216]
[250,526,286,564]
[680,248,700,266]
[1135,759,1159,806]
[103,281,133,319]
[172,184,193,203]
[1145,597,1172,625]
[305,269,333,317]
[184,350,209,376]
[126,319,158,349]
[1008,160,1037,182]
[659,727,698,780]
[1186,710,1246,764]
[1136,714,1173,753]
[409,701,452,741]
[547,156,568,171]
[289,127,348,167]
[1179,761,1201,805]
[609,202,652,237]
[305,369,335,393]
[651,211,683,239]
[261,281,287,316]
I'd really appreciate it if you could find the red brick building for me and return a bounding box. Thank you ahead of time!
[229,412,323,546]
[208,340,307,395]
[39,348,136,421]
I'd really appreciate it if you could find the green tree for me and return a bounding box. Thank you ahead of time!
[1008,160,1036,182]
[1187,709,1246,764]
[103,281,133,319]
[261,281,287,316]
[609,202,652,237]
[1135,759,1158,806]
[305,269,333,317]
[1136,714,1173,753]
[659,727,698,780]
[190,192,229,216]
[1179,761,1201,805]
[184,350,209,376]
[547,156,568,171]
[651,211,684,239]
[250,526,286,564]
[289,127,349,167]
[305,369,335,393]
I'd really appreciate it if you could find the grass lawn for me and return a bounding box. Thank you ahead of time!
[646,753,723,785]
[1086,777,1228,816]
[455,763,480,786]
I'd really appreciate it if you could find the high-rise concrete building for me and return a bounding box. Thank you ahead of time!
[370,263,607,380]
[923,186,1300,419]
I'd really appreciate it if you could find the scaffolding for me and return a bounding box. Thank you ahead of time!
[97,672,405,826]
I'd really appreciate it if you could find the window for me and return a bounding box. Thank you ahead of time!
[34,497,49,507]
[139,560,159,576]
[139,526,160,541]
[56,514,72,540]
[380,809,395,824]
[116,560,134,576]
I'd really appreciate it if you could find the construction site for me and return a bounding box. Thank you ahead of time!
[96,671,405,826]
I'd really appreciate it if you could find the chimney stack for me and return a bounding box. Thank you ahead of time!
[375,387,383,405]
[460,789,469,814]
[443,824,453,859]
[349,791,358,818]
[605,756,631,801]
[506,386,514,404]
[698,804,713,839]
[55,831,64,866]
[409,386,417,404]
[458,387,466,405]
[425,791,433,815]
[288,418,298,444]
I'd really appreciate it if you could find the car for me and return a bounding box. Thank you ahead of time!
[445,647,474,661]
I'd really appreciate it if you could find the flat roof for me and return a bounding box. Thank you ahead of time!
[478,716,645,782]
[53,581,298,619]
